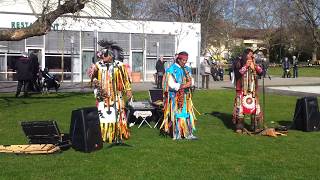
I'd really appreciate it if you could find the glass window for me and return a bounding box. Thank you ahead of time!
[45,55,71,81]
[0,54,21,81]
[81,51,94,81]
[146,57,156,72]
[132,52,143,72]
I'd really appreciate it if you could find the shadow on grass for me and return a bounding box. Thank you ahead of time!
[278,120,293,129]
[209,111,234,130]
[0,92,90,108]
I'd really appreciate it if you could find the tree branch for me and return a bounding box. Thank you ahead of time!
[0,0,88,41]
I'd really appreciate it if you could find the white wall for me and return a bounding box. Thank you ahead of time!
[0,13,201,67]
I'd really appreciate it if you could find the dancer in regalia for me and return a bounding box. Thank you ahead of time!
[88,40,132,143]
[161,51,198,140]
[232,48,263,133]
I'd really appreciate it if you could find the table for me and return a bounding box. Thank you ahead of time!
[127,101,155,128]
[133,110,153,128]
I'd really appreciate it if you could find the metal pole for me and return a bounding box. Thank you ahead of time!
[71,36,74,84]
[196,35,200,89]
[93,29,97,63]
[156,42,160,61]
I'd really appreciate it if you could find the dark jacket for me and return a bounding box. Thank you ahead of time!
[29,53,39,76]
[282,60,290,69]
[14,56,33,81]
[156,59,165,74]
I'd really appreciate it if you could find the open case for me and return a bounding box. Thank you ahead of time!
[21,120,71,150]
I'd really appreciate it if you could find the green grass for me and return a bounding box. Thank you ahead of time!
[0,91,319,179]
[268,66,320,77]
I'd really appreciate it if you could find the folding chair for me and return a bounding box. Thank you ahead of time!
[148,89,164,128]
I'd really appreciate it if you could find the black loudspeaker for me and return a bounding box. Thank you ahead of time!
[293,96,320,132]
[70,107,103,152]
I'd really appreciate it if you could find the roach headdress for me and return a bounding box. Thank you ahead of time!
[98,39,124,61]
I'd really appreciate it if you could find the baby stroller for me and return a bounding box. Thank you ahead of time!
[40,68,60,93]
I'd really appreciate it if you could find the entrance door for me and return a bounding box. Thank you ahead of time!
[81,50,95,81]
[132,51,143,73]
[26,48,44,68]
[131,51,143,82]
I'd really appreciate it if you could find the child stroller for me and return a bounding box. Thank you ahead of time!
[40,68,60,93]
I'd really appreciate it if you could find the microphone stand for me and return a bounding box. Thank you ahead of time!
[108,60,131,148]
[262,66,271,129]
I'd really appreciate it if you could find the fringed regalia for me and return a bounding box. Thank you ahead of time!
[160,63,197,139]
[232,59,263,129]
[91,60,131,143]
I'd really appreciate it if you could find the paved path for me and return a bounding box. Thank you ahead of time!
[0,76,319,96]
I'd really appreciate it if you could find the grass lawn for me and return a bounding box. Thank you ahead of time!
[268,66,320,77]
[0,90,319,179]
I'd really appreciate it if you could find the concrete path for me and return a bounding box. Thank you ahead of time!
[0,76,319,96]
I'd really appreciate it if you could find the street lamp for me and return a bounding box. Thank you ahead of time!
[93,29,97,63]
[196,32,201,89]
[71,35,74,84]
[156,42,160,61]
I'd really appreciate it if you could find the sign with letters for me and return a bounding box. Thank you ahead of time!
[11,21,60,31]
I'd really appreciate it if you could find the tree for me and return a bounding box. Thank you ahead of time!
[111,0,151,20]
[148,0,225,54]
[293,0,320,62]
[0,0,110,41]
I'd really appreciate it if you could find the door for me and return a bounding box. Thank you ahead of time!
[27,48,44,68]
[131,51,143,82]
[81,50,95,81]
[132,51,143,73]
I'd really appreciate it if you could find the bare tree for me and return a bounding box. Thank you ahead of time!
[0,0,111,41]
[293,0,320,61]
[147,0,225,54]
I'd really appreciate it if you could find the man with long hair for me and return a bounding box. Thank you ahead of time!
[88,40,132,143]
[161,51,198,140]
[232,48,263,133]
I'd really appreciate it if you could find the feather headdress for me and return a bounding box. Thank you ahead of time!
[98,39,124,61]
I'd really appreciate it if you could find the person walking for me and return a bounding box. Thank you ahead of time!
[14,52,33,97]
[156,56,165,89]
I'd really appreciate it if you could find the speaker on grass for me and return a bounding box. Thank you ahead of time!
[69,107,103,152]
[292,96,320,132]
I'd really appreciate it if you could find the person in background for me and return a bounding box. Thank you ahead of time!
[211,63,219,81]
[282,57,291,78]
[200,58,211,89]
[161,51,198,140]
[156,56,165,89]
[293,55,298,78]
[14,52,33,97]
[218,65,224,81]
[29,50,41,92]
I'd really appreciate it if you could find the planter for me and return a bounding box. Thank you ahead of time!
[131,72,141,83]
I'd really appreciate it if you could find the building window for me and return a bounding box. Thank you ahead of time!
[45,54,71,81]
[0,54,20,81]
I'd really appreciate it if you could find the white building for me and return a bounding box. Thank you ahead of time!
[0,0,201,82]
